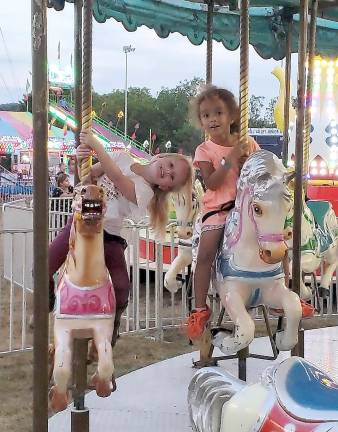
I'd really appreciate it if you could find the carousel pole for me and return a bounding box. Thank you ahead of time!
[80,0,93,181]
[303,0,318,187]
[283,16,293,167]
[198,0,217,366]
[239,0,250,158]
[291,0,309,358]
[74,0,83,186]
[206,0,214,84]
[237,0,250,381]
[71,1,92,431]
[31,1,49,431]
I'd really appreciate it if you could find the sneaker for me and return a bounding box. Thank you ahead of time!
[300,300,315,318]
[186,307,211,339]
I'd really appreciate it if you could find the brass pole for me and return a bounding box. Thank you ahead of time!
[74,0,83,186]
[291,0,309,358]
[239,0,250,156]
[206,0,214,84]
[80,0,93,180]
[303,0,318,187]
[283,17,293,167]
[31,0,49,430]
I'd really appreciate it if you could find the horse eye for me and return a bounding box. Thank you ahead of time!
[253,204,262,216]
[81,187,87,194]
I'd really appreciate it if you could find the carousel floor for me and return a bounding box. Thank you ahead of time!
[49,326,338,432]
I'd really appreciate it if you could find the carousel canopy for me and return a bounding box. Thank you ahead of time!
[63,0,338,60]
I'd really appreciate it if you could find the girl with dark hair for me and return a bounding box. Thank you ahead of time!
[187,85,260,339]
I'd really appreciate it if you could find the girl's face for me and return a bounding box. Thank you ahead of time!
[199,96,233,140]
[60,177,70,189]
[148,156,190,191]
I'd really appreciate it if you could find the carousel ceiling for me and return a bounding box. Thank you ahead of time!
[61,0,338,60]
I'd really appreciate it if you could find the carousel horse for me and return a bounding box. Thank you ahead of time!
[188,356,338,432]
[49,183,116,412]
[164,179,203,293]
[284,189,338,300]
[207,150,301,354]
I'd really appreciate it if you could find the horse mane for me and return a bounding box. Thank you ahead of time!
[222,150,287,254]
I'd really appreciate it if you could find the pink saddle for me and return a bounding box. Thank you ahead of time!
[56,275,115,317]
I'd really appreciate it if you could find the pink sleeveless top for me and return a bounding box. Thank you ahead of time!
[55,275,115,318]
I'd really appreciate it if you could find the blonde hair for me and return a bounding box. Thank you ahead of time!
[147,154,194,240]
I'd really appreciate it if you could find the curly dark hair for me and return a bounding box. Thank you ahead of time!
[190,85,240,134]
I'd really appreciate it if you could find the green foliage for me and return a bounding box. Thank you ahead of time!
[249,95,278,128]
[92,77,204,155]
[0,102,26,112]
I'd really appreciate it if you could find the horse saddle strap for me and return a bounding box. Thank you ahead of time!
[202,200,235,224]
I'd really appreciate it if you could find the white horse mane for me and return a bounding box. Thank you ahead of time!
[223,150,291,254]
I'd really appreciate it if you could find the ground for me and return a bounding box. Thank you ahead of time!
[0,329,195,432]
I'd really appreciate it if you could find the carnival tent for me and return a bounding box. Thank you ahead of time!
[0,111,75,149]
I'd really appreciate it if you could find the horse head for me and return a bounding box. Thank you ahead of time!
[250,179,292,264]
[72,183,106,236]
[226,151,293,265]
[174,179,203,240]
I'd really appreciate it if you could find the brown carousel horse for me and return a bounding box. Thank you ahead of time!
[49,183,116,412]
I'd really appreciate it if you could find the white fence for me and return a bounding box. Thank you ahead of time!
[0,198,337,357]
[0,198,191,356]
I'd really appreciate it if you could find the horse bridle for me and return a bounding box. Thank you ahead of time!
[228,187,286,250]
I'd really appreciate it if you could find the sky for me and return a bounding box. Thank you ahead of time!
[0,1,299,106]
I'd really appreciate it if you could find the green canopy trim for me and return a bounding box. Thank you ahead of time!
[63,1,338,60]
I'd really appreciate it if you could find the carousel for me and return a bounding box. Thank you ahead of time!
[31,1,338,432]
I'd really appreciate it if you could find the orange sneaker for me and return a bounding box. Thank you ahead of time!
[186,307,211,339]
[300,300,315,318]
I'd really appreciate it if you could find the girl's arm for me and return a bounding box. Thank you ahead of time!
[79,131,138,204]
[199,144,242,191]
[90,162,104,179]
[198,161,231,191]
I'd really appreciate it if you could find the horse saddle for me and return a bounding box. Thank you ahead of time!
[273,356,338,422]
[307,200,335,254]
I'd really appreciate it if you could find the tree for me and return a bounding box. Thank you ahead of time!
[249,95,266,128]
[264,97,277,128]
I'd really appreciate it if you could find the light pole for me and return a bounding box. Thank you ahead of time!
[123,45,135,138]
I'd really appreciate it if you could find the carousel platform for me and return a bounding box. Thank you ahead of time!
[48,326,338,432]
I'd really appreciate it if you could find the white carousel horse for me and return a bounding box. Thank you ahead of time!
[285,196,338,300]
[164,180,203,293]
[50,183,115,412]
[212,150,301,354]
[188,357,338,432]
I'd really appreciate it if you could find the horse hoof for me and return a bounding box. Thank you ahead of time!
[90,373,115,398]
[211,330,241,355]
[210,326,232,338]
[275,331,297,351]
[49,386,69,412]
[318,287,330,298]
